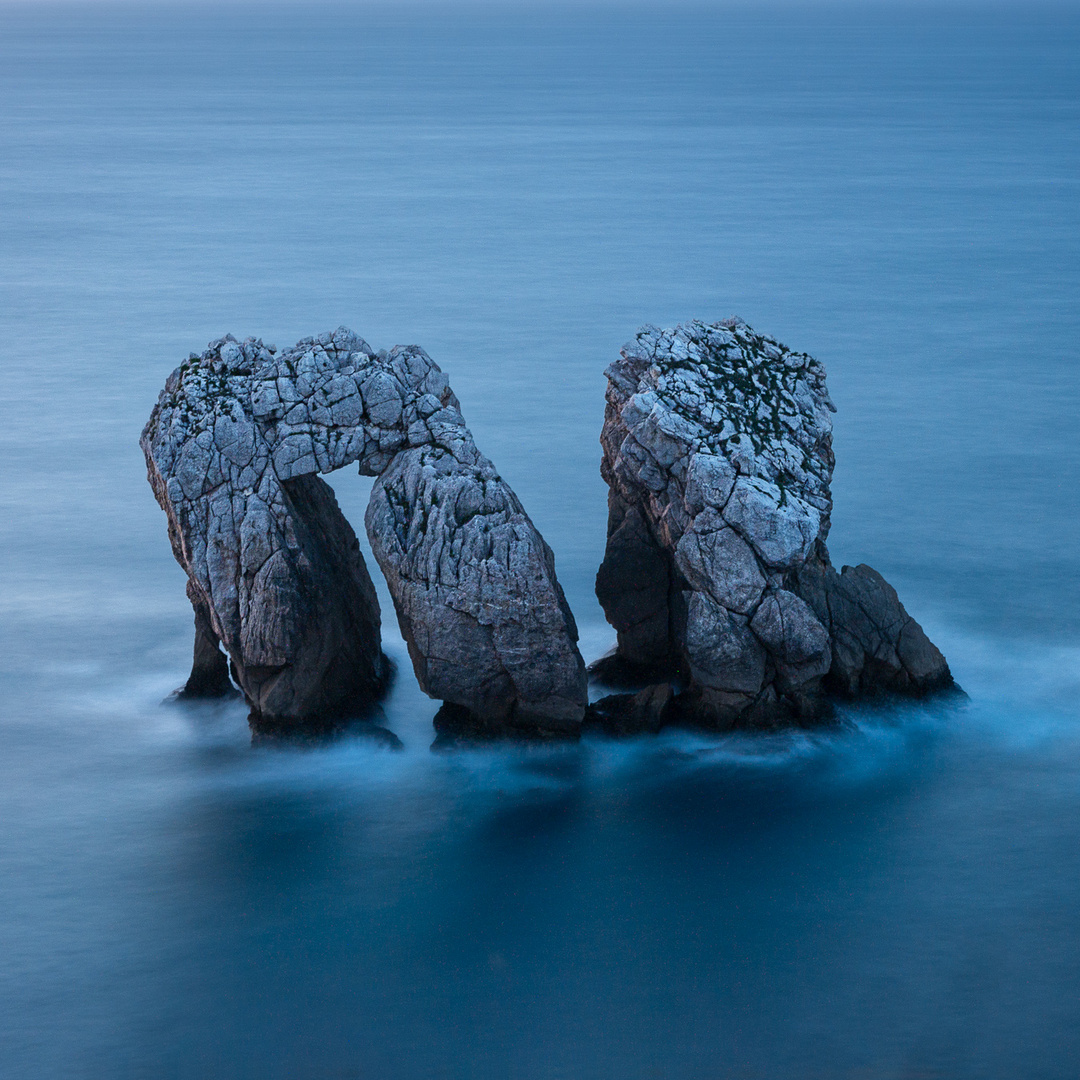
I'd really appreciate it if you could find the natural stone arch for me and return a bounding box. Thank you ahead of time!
[142,327,587,734]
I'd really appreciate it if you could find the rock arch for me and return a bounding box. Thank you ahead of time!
[141,328,587,734]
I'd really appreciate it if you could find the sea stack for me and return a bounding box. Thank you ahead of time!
[142,328,587,734]
[592,319,951,730]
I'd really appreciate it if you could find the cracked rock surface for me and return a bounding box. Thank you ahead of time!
[142,327,586,732]
[594,319,951,728]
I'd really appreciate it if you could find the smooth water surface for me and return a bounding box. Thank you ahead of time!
[1,2,1079,1077]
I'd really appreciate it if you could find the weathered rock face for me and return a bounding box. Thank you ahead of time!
[367,441,586,733]
[594,319,951,728]
[142,328,586,732]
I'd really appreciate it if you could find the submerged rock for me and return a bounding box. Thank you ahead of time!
[584,681,674,736]
[142,328,586,733]
[593,319,951,729]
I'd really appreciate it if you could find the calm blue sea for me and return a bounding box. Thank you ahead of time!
[1,2,1079,1077]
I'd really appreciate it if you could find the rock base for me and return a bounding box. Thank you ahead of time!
[249,713,403,749]
[431,701,584,747]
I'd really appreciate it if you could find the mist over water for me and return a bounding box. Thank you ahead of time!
[1,2,1079,1077]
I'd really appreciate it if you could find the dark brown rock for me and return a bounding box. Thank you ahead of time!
[585,682,674,736]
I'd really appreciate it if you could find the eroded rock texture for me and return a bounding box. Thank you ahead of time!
[142,328,586,732]
[594,319,951,729]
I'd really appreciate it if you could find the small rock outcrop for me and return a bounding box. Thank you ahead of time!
[142,328,586,733]
[593,319,951,729]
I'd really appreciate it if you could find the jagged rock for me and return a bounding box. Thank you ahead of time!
[142,328,586,732]
[585,682,674,736]
[790,558,950,698]
[594,319,951,729]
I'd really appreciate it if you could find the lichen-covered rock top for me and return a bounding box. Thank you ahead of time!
[149,327,466,503]
[250,330,464,479]
[616,320,834,484]
[605,318,837,566]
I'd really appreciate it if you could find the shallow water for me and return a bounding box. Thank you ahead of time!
[1,2,1079,1077]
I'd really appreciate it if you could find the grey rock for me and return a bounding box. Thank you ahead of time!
[790,558,952,698]
[675,509,765,615]
[143,328,586,732]
[683,591,766,693]
[749,588,830,666]
[723,476,821,570]
[594,319,951,727]
[749,587,831,690]
[366,441,586,734]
